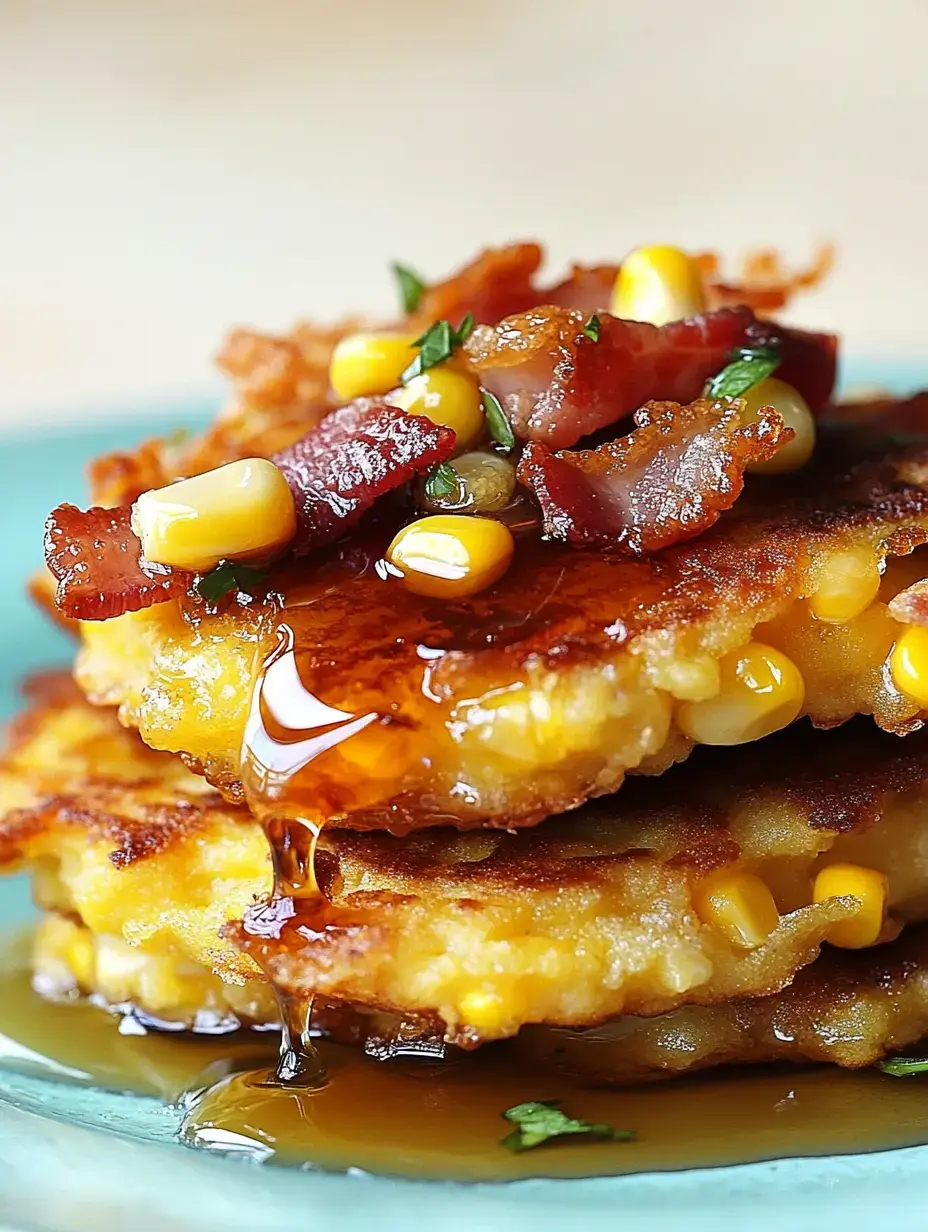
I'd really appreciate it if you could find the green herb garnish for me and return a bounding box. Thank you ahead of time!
[705,346,781,400]
[401,314,475,384]
[424,462,459,500]
[879,1056,928,1077]
[196,560,268,604]
[482,389,515,451]
[392,262,426,315]
[582,314,601,343]
[500,1101,636,1153]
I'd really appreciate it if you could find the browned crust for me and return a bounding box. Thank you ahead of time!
[0,794,230,870]
[0,673,236,869]
[6,685,928,1035]
[257,437,928,681]
[6,677,928,881]
[523,923,928,1082]
[318,717,928,890]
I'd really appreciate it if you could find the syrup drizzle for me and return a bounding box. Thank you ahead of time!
[240,620,373,1087]
[4,942,928,1182]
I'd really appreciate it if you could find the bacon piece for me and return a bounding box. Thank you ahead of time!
[46,403,453,621]
[409,243,543,331]
[517,397,790,553]
[750,318,838,415]
[544,263,618,313]
[467,304,837,450]
[44,504,187,621]
[272,399,456,554]
[698,245,835,314]
[408,241,834,331]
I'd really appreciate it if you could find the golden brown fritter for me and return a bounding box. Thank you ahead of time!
[76,441,928,831]
[33,914,277,1030]
[0,674,269,987]
[41,915,928,1085]
[7,680,928,1044]
[520,926,928,1082]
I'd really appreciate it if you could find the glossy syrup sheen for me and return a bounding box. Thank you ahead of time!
[4,940,928,1181]
[238,533,662,829]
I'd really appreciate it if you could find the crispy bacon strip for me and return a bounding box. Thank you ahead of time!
[44,504,188,621]
[409,243,544,332]
[698,245,835,314]
[467,304,837,450]
[517,397,790,553]
[47,402,454,621]
[272,399,456,553]
[408,241,833,330]
[543,263,618,313]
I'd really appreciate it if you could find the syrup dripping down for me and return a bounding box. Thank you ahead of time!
[239,622,376,1088]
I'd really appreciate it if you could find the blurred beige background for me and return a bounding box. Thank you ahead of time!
[1,0,926,426]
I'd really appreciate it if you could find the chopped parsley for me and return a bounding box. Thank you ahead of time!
[196,560,267,604]
[482,389,515,451]
[582,314,601,343]
[705,346,781,401]
[401,313,475,384]
[424,461,459,500]
[500,1100,636,1153]
[392,262,426,315]
[878,1056,928,1077]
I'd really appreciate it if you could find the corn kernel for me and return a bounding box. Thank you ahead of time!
[890,625,928,709]
[329,331,419,401]
[385,514,514,599]
[388,367,484,449]
[741,377,816,474]
[460,988,507,1033]
[66,924,96,990]
[131,458,297,572]
[695,871,780,949]
[610,245,707,326]
[813,862,888,948]
[808,547,881,623]
[676,641,804,746]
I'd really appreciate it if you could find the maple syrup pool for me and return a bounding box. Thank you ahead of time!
[2,936,928,1181]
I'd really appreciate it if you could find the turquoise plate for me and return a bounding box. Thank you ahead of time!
[2,365,928,1232]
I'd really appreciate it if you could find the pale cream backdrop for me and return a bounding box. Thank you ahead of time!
[1,0,925,427]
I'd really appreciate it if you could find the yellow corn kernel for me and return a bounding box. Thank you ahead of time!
[739,377,816,474]
[329,331,419,401]
[610,245,707,326]
[890,625,928,708]
[676,641,804,746]
[388,367,484,448]
[695,872,780,949]
[460,988,508,1034]
[808,547,881,623]
[813,862,888,949]
[385,514,514,600]
[131,458,296,572]
[66,923,96,990]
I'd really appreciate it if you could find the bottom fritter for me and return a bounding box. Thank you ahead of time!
[32,912,928,1084]
[7,677,928,1047]
[521,926,928,1082]
[34,913,277,1031]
